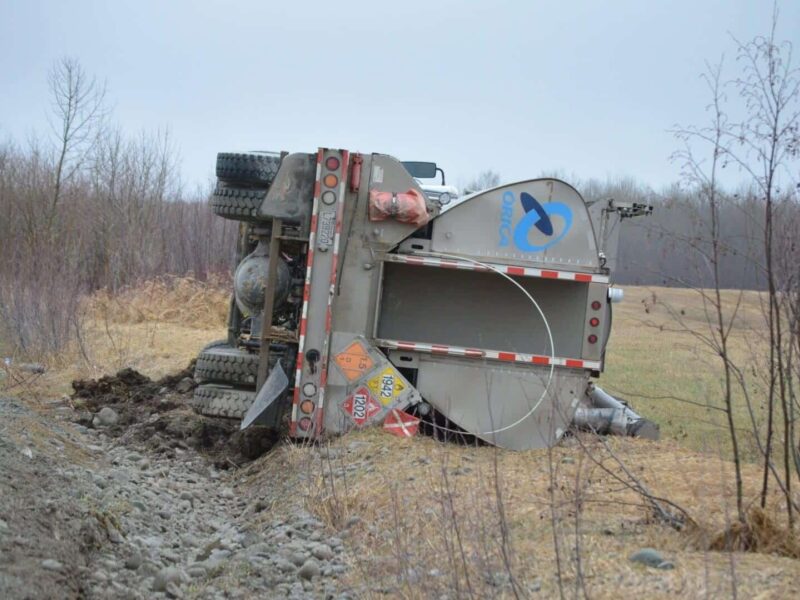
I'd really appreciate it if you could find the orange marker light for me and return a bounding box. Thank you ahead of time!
[300,400,315,414]
[324,174,338,188]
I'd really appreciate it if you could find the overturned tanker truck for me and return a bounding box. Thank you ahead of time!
[191,148,657,450]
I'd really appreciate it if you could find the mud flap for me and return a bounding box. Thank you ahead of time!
[241,361,289,430]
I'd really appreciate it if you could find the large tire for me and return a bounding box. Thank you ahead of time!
[195,344,289,386]
[216,152,281,187]
[211,184,267,221]
[192,384,255,419]
[195,345,259,385]
[201,339,228,352]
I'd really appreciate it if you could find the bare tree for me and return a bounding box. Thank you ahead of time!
[725,6,799,526]
[672,59,747,526]
[464,170,500,194]
[46,57,107,235]
[670,4,800,534]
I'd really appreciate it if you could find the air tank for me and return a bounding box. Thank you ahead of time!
[233,240,290,316]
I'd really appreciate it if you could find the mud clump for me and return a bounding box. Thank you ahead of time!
[70,365,277,467]
[72,365,194,417]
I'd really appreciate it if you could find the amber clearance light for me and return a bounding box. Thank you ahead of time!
[324,174,338,188]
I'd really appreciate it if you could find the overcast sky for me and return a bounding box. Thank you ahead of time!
[1,1,798,193]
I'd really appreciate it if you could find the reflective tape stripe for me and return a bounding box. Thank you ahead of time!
[315,150,349,432]
[291,150,324,436]
[383,253,609,284]
[375,338,601,370]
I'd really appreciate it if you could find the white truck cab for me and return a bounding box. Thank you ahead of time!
[401,161,460,209]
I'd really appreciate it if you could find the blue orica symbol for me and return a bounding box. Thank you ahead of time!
[498,190,573,252]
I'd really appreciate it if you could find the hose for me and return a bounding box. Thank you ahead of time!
[410,250,556,436]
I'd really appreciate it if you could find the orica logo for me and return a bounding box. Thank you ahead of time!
[499,191,573,252]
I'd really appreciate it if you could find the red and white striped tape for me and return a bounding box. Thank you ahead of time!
[383,253,609,284]
[290,150,324,435]
[315,150,349,431]
[375,338,601,371]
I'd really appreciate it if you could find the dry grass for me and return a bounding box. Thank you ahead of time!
[242,429,800,599]
[87,275,230,326]
[1,276,230,399]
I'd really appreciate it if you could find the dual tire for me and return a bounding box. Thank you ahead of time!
[191,341,291,420]
[211,152,281,221]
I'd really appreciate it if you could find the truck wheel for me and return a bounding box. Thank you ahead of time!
[195,344,288,386]
[200,339,228,352]
[216,152,281,187]
[195,344,259,385]
[192,384,255,419]
[211,184,267,221]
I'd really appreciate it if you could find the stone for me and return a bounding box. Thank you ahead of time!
[124,554,143,570]
[175,377,195,393]
[343,515,361,529]
[160,548,181,564]
[41,559,63,571]
[275,558,296,573]
[312,544,333,561]
[247,543,272,558]
[629,548,667,568]
[107,525,123,543]
[153,567,185,592]
[527,580,542,592]
[94,407,119,427]
[298,559,320,580]
[187,565,207,579]
[165,581,184,598]
[290,552,307,567]
[656,561,675,570]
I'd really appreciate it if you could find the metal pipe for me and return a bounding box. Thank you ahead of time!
[575,384,660,440]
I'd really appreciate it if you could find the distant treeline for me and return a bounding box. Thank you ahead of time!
[579,177,794,290]
[0,121,793,357]
[0,134,237,356]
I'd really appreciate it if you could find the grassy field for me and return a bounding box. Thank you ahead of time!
[602,286,768,459]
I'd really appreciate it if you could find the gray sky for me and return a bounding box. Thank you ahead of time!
[1,0,798,192]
